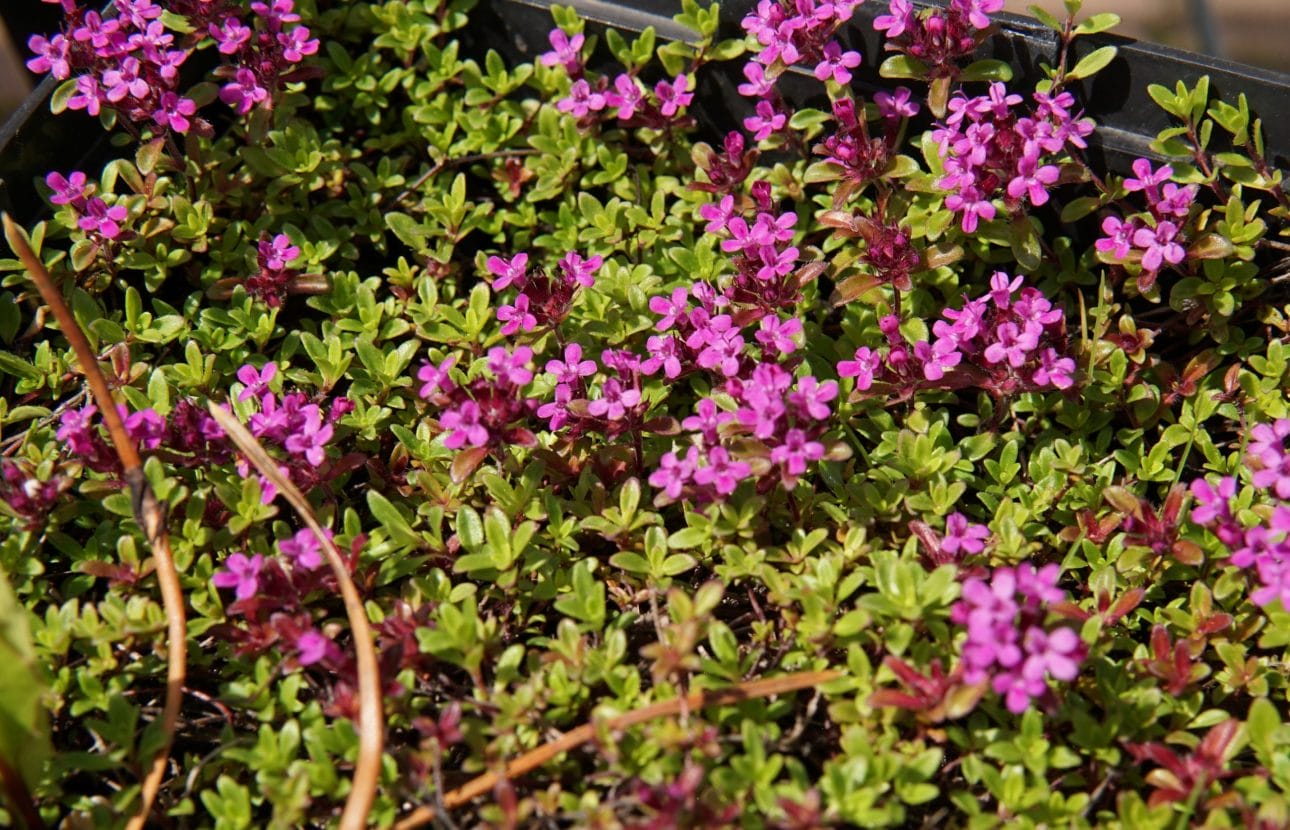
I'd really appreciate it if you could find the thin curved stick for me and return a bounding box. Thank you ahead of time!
[393,669,842,830]
[2,214,187,830]
[205,403,384,830]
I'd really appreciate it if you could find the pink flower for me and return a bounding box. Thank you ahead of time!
[874,0,913,37]
[606,73,644,119]
[1006,157,1060,206]
[279,528,329,570]
[236,361,278,402]
[486,253,528,290]
[813,42,862,85]
[441,400,489,449]
[649,447,698,500]
[487,345,534,386]
[1095,215,1138,260]
[46,171,89,207]
[874,87,920,120]
[693,446,751,496]
[153,92,198,134]
[262,234,300,271]
[737,62,775,98]
[78,198,128,239]
[213,553,264,600]
[417,356,456,398]
[26,33,72,79]
[211,17,253,55]
[586,378,641,420]
[744,99,786,141]
[497,293,537,335]
[1133,221,1186,272]
[546,343,597,384]
[557,79,606,118]
[838,347,882,390]
[220,68,269,114]
[277,26,319,63]
[539,28,584,71]
[558,251,602,288]
[654,74,693,117]
[942,512,990,556]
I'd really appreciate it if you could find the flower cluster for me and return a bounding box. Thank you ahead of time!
[875,0,1003,78]
[235,362,353,501]
[416,346,537,452]
[651,364,838,501]
[538,346,648,440]
[542,29,694,128]
[1095,158,1198,288]
[691,131,759,196]
[838,271,1076,399]
[0,460,68,530]
[212,528,346,669]
[46,170,130,242]
[489,250,602,335]
[951,563,1086,713]
[816,93,918,191]
[208,0,320,115]
[738,0,863,142]
[1189,419,1290,609]
[28,0,202,133]
[932,82,1095,233]
[698,189,803,314]
[243,233,303,307]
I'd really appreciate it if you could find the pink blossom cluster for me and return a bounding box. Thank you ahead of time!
[737,0,864,141]
[56,400,225,475]
[212,527,346,668]
[817,93,919,189]
[951,563,1086,713]
[489,250,602,336]
[0,460,68,530]
[541,29,694,128]
[1189,419,1290,609]
[46,170,129,241]
[874,0,1003,77]
[416,346,538,451]
[209,0,320,115]
[838,271,1076,398]
[697,184,803,314]
[538,346,648,440]
[1095,158,1198,284]
[235,362,353,501]
[243,233,303,307]
[692,131,759,196]
[28,0,201,133]
[932,82,1095,233]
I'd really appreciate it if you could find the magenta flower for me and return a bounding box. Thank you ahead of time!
[788,376,838,421]
[102,56,149,102]
[1123,157,1173,199]
[1095,215,1138,259]
[557,79,607,118]
[983,322,1038,367]
[745,99,787,141]
[67,76,104,117]
[1006,156,1060,206]
[279,528,329,570]
[295,630,334,665]
[769,428,825,477]
[736,61,775,98]
[237,362,278,402]
[953,0,1005,30]
[648,287,690,331]
[277,26,319,62]
[755,315,802,356]
[874,0,914,37]
[546,344,597,385]
[46,171,89,207]
[441,400,489,449]
[211,17,253,54]
[497,294,538,335]
[942,512,990,556]
[1133,221,1186,272]
[558,251,603,288]
[78,198,128,239]
[283,404,333,466]
[26,33,72,79]
[486,253,528,290]
[1031,348,1076,390]
[539,28,585,71]
[838,347,882,390]
[693,446,751,496]
[586,379,641,421]
[649,446,698,500]
[153,92,198,133]
[874,87,920,120]
[486,345,534,386]
[813,42,862,85]
[606,73,644,119]
[654,74,693,117]
[220,68,270,114]
[213,553,264,600]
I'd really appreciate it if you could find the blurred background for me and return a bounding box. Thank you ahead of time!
[1,0,1288,122]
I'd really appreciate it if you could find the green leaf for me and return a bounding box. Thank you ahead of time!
[1073,13,1121,35]
[959,59,1014,83]
[879,55,930,80]
[1066,45,1117,80]
[455,505,484,551]
[367,491,423,550]
[0,568,49,787]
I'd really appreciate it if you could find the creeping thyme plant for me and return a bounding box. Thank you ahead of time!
[3,0,1290,825]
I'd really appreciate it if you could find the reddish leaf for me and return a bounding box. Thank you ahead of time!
[450,446,489,483]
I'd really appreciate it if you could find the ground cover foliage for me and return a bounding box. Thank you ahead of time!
[3,0,1290,826]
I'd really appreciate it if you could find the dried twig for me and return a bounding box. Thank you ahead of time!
[2,214,187,830]
[393,148,538,205]
[205,402,384,830]
[392,669,842,830]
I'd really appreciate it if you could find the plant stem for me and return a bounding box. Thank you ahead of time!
[3,214,186,830]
